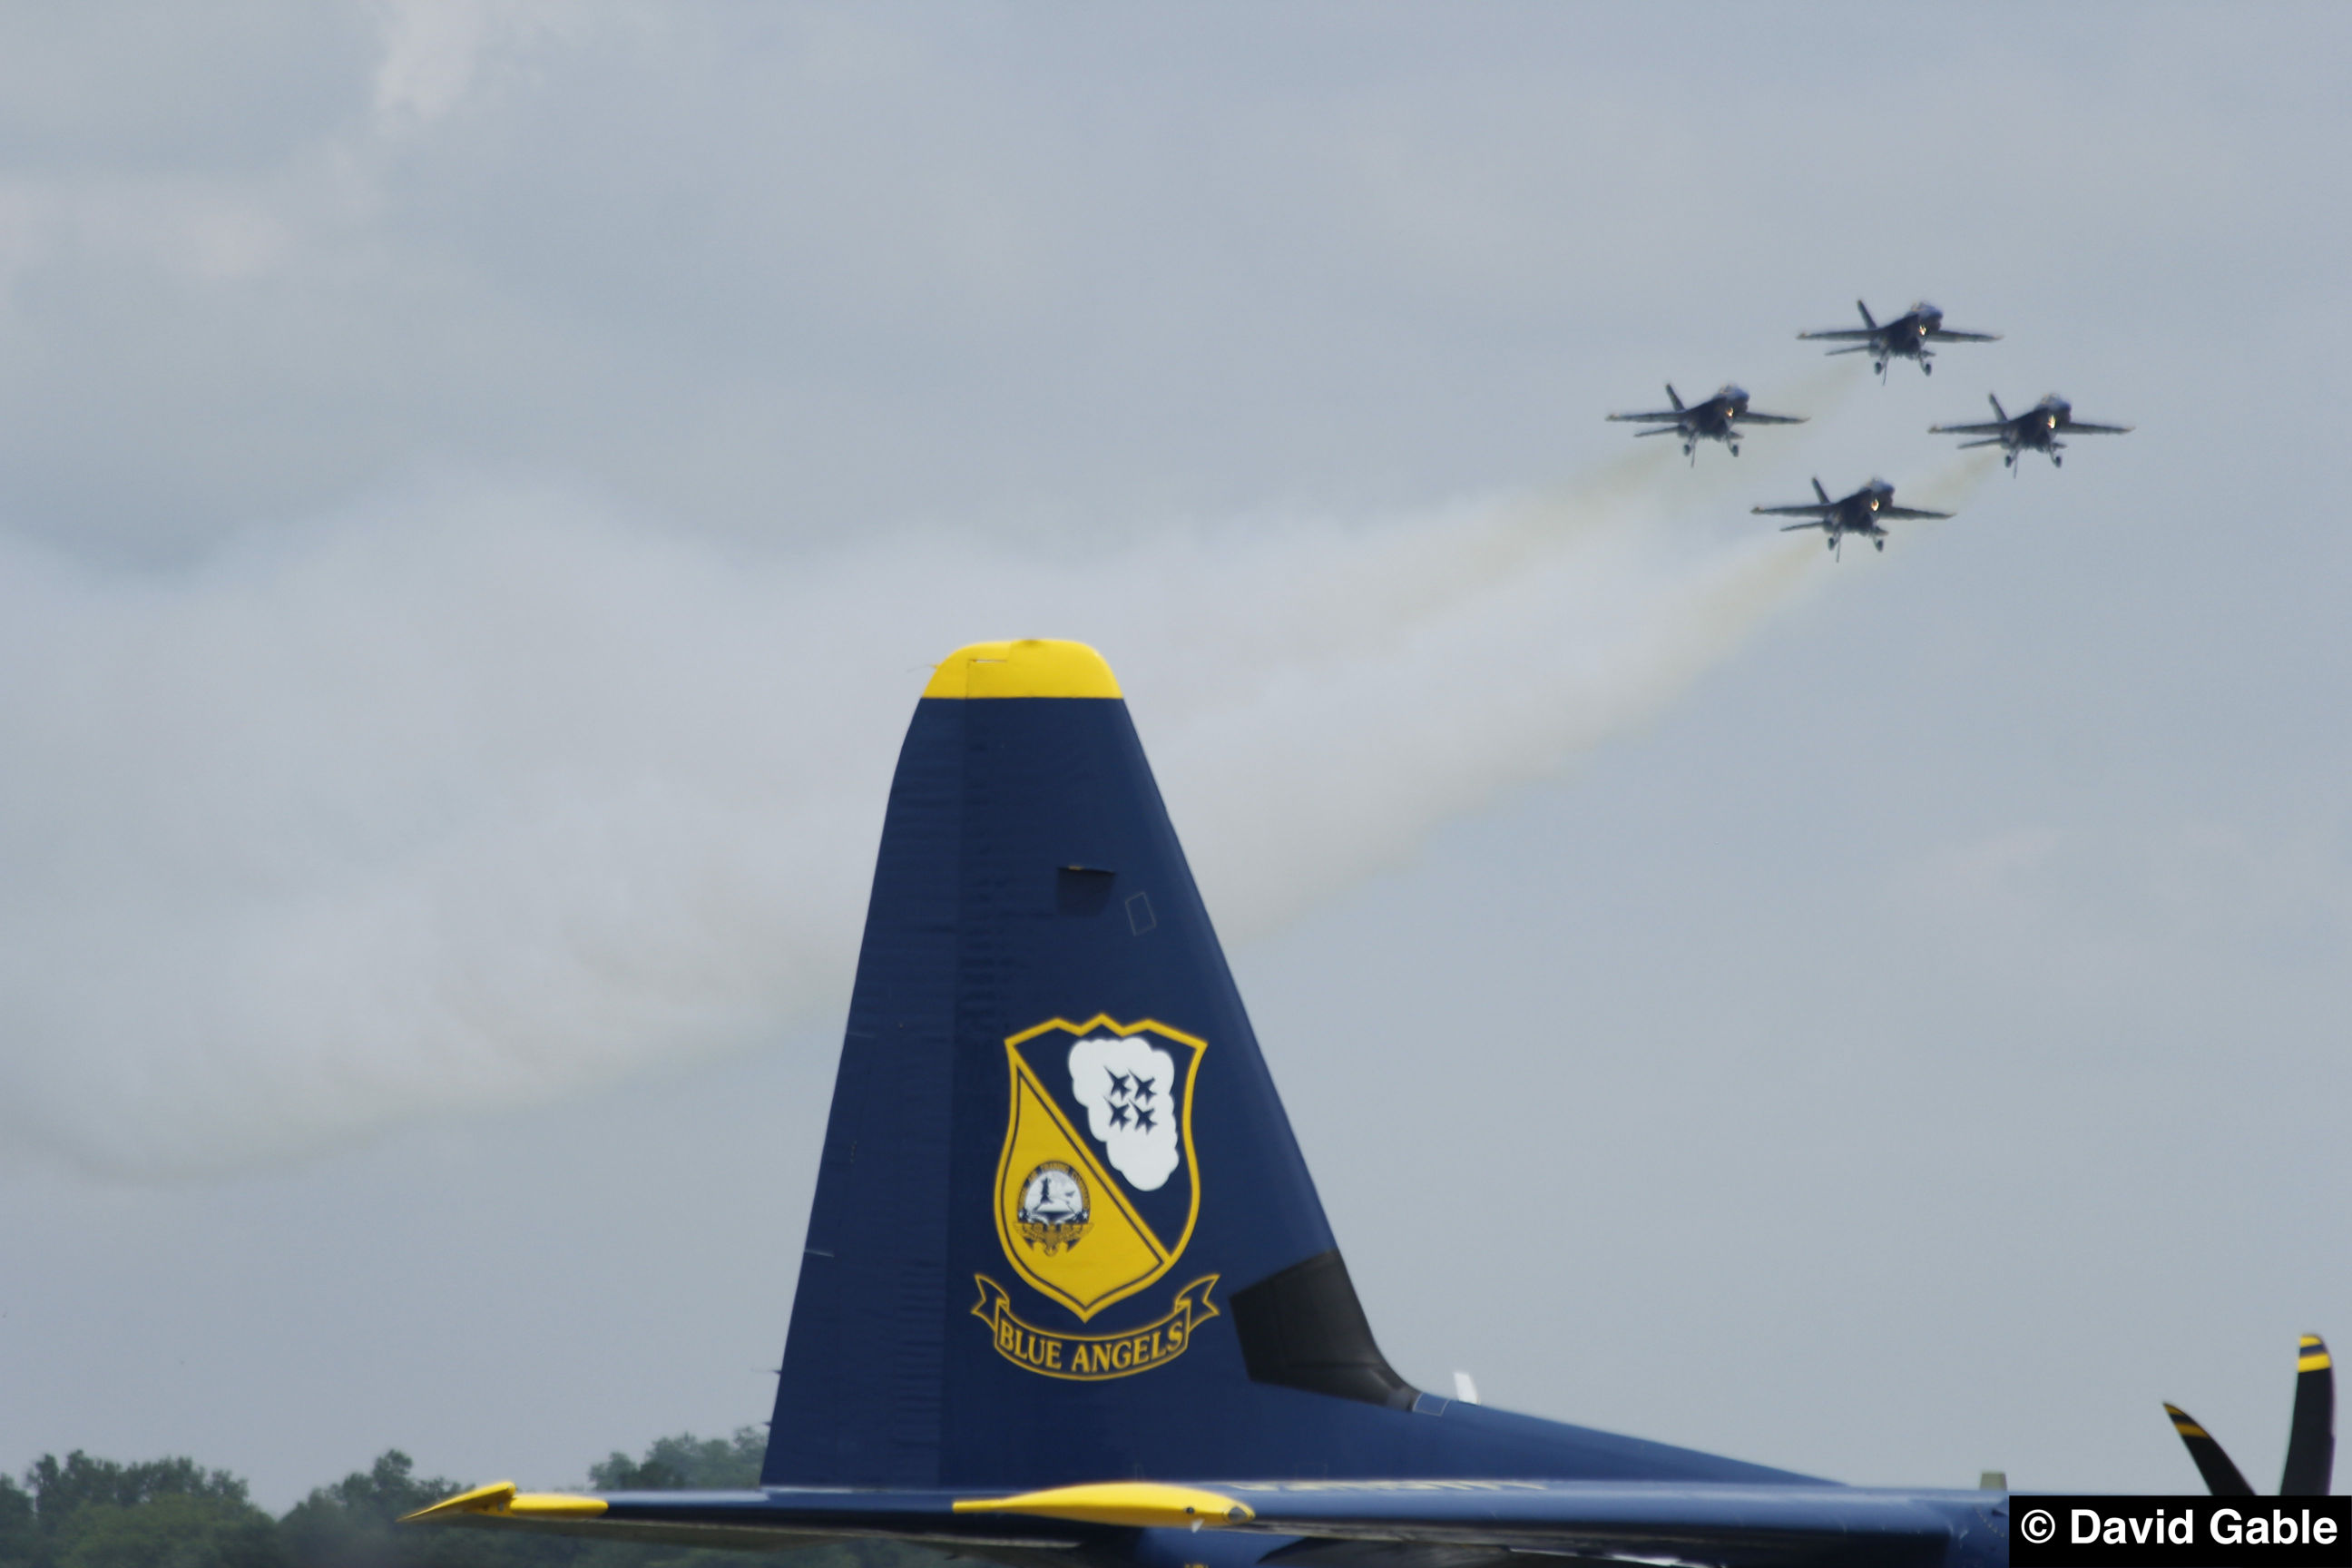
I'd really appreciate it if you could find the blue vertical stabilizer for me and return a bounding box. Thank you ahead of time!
[764,640,1799,1492]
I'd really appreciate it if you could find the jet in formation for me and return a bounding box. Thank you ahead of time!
[1605,382,1806,461]
[1754,476,1952,556]
[1799,299,1999,378]
[405,638,2014,1568]
[1929,393,2132,469]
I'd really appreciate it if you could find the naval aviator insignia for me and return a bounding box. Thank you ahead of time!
[975,1014,1213,1380]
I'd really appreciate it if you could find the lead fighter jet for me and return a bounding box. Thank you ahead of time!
[1604,382,1807,461]
[1798,299,1999,378]
[1930,392,2132,470]
[1753,476,1952,556]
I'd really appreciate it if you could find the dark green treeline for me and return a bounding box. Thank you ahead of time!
[0,1431,953,1568]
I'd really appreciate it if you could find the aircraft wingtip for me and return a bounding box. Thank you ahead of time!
[402,1482,519,1524]
[401,1482,610,1525]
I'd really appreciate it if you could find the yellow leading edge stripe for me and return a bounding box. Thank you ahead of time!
[953,1483,1253,1528]
[923,640,1122,700]
[400,1481,609,1523]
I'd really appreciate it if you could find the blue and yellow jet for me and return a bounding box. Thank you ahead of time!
[407,639,2012,1568]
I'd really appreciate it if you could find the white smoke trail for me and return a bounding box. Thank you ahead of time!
[0,472,1821,1175]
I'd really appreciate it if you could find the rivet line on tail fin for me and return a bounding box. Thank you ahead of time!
[952,1484,1253,1528]
[922,640,1122,699]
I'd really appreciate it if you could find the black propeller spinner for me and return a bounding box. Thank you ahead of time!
[2164,1335,2335,1497]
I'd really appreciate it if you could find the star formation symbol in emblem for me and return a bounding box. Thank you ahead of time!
[1098,1068,1158,1137]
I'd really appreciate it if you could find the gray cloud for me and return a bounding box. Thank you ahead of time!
[0,455,1818,1172]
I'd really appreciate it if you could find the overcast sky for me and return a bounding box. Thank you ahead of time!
[2,1,2349,1511]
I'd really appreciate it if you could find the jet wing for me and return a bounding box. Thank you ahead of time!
[2063,420,2132,434]
[1795,328,1877,341]
[1926,421,2006,436]
[1605,410,1685,424]
[1877,505,1953,521]
[1731,412,1807,426]
[1751,504,1833,518]
[1924,329,2000,342]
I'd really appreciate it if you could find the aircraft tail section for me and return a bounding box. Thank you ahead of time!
[765,642,1397,1489]
[1856,299,1877,328]
[763,640,1804,1495]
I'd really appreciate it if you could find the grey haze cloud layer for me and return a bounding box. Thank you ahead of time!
[0,459,1814,1172]
[1,0,2349,1514]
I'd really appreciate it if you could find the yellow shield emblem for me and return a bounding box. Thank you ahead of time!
[992,1015,1204,1322]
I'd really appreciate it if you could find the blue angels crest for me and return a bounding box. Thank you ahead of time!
[990,1015,1205,1322]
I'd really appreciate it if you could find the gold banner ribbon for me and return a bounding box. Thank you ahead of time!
[972,1274,1220,1381]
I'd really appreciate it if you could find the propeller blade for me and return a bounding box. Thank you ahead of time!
[2164,1403,2258,1496]
[2280,1335,2335,1496]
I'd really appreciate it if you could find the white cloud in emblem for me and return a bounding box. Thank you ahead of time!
[1067,1034,1180,1191]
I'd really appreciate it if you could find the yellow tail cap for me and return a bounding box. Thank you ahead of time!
[923,640,1122,700]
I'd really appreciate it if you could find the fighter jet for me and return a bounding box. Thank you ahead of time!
[1798,299,1999,377]
[1752,476,1952,556]
[1929,392,2132,470]
[1604,382,1807,461]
